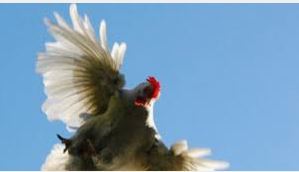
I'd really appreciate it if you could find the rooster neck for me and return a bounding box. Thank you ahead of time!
[146,101,161,140]
[121,89,161,140]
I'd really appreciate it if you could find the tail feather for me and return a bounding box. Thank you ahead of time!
[170,140,188,155]
[170,140,229,171]
[186,148,211,158]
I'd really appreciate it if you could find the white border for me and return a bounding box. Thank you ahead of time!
[1,0,299,3]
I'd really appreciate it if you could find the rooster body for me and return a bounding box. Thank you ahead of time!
[64,92,157,170]
[38,4,229,171]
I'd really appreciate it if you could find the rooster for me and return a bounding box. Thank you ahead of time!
[37,4,229,171]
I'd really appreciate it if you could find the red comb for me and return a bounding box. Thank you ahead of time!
[146,76,161,99]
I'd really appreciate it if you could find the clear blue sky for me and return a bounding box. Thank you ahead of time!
[1,3,299,170]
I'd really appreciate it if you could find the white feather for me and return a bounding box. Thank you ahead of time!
[171,140,229,171]
[53,12,70,30]
[69,4,84,34]
[99,20,108,51]
[171,140,188,155]
[41,144,69,171]
[186,148,211,158]
[110,42,126,69]
[111,42,119,60]
[117,42,127,67]
[83,14,96,43]
[198,159,230,170]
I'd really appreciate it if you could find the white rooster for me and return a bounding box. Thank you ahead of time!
[37,4,229,171]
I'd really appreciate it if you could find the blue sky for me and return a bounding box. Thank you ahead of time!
[1,4,299,170]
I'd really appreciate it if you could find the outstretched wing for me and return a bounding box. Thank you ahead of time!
[36,4,127,129]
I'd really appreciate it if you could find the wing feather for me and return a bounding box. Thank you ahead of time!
[99,20,108,51]
[37,4,126,129]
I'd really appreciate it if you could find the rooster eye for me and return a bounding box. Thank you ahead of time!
[143,86,152,96]
[143,88,147,93]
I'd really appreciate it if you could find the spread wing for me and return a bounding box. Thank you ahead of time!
[36,4,127,130]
